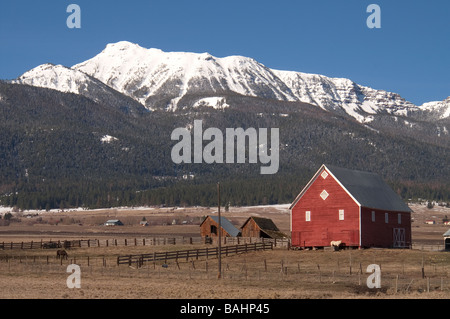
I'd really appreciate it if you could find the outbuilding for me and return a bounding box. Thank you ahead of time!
[241,216,286,239]
[290,164,412,249]
[104,219,124,226]
[200,215,241,238]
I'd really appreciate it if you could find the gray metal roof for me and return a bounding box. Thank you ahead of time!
[324,164,412,212]
[443,229,450,237]
[208,215,241,237]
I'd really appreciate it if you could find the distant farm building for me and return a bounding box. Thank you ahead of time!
[444,229,450,251]
[425,220,436,225]
[241,217,286,239]
[290,164,412,249]
[104,219,124,226]
[200,215,241,238]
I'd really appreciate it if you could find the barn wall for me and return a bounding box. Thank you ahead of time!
[241,219,261,238]
[291,169,360,248]
[360,207,412,248]
[200,217,231,238]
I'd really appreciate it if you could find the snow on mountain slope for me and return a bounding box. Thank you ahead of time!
[13,63,97,95]
[419,97,450,119]
[73,41,296,111]
[272,69,418,123]
[12,62,148,115]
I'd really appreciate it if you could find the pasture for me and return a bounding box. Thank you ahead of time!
[0,203,449,299]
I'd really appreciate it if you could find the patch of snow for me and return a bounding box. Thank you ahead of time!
[193,97,229,109]
[101,135,119,143]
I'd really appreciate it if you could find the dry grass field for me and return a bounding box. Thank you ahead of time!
[0,203,449,299]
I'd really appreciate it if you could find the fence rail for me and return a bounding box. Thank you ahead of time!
[117,242,273,266]
[0,238,443,252]
[0,237,288,250]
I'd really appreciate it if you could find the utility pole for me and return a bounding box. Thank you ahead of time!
[217,182,222,279]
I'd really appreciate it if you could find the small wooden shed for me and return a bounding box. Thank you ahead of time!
[200,215,241,238]
[241,216,286,239]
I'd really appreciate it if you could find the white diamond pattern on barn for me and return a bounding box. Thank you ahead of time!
[320,190,329,200]
[321,171,328,179]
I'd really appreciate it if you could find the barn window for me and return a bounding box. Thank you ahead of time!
[210,225,217,235]
[321,171,328,179]
[320,190,329,200]
[305,211,311,222]
[385,213,389,224]
[398,213,402,224]
[339,209,344,221]
[372,211,376,222]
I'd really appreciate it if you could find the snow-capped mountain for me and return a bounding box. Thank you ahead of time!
[12,41,450,123]
[14,63,114,96]
[418,97,450,120]
[12,62,147,116]
[272,70,420,123]
[72,41,296,110]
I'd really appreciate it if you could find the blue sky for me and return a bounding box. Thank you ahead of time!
[0,0,449,105]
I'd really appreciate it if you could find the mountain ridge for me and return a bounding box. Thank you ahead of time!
[12,41,450,124]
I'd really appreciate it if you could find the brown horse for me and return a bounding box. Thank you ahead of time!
[56,249,68,260]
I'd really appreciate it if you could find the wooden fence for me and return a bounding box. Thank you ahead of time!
[1,238,442,252]
[0,237,288,250]
[117,242,274,266]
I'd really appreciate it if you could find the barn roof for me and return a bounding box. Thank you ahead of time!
[290,164,412,213]
[203,215,241,237]
[443,229,450,237]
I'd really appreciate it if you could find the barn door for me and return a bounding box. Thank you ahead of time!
[393,228,405,248]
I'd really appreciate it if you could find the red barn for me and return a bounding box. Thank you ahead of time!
[290,164,412,249]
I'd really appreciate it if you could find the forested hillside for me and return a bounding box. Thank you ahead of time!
[0,82,448,210]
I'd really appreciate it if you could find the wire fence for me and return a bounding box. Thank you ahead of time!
[0,248,448,296]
